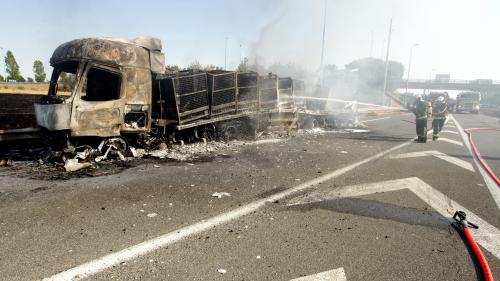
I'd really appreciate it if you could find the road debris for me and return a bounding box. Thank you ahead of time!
[64,159,92,172]
[147,213,158,218]
[0,159,13,167]
[217,269,227,274]
[212,192,231,199]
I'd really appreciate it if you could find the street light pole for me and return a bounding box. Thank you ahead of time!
[405,43,419,94]
[320,0,327,85]
[224,37,229,70]
[0,47,4,81]
[382,18,393,105]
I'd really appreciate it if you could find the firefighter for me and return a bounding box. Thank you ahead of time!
[412,95,428,142]
[432,96,448,140]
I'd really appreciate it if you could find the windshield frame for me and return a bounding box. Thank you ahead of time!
[48,60,85,99]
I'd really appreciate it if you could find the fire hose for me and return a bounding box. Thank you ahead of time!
[464,128,500,186]
[453,211,495,281]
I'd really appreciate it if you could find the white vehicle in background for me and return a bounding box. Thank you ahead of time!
[456,91,481,114]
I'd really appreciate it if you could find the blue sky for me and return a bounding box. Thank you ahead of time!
[1,0,499,80]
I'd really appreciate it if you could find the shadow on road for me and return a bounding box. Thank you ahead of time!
[290,197,450,229]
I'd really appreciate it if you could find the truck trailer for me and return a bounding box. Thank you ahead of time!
[32,37,333,151]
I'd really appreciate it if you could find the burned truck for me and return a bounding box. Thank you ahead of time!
[34,37,333,151]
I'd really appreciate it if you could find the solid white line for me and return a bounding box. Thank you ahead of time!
[438,138,463,146]
[287,177,500,259]
[450,115,500,210]
[441,130,458,134]
[361,117,390,123]
[290,268,347,281]
[43,137,416,281]
[391,150,474,172]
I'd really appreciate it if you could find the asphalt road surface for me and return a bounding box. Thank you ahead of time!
[0,112,499,281]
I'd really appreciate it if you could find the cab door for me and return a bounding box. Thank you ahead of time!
[70,63,125,137]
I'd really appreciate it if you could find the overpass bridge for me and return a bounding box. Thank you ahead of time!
[401,79,500,92]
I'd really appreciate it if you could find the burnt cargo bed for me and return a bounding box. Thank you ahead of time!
[236,72,259,112]
[153,72,210,126]
[207,71,237,117]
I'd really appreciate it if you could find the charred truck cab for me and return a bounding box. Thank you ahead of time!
[35,37,165,139]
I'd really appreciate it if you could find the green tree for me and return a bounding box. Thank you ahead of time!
[4,50,21,81]
[0,74,4,82]
[203,64,223,71]
[188,60,202,70]
[18,76,26,82]
[33,60,46,82]
[27,77,34,82]
[165,64,180,74]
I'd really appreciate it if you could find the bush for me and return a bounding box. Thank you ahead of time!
[17,86,25,90]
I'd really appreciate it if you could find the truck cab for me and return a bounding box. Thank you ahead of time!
[34,37,165,137]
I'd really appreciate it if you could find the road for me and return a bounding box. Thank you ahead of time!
[0,112,499,281]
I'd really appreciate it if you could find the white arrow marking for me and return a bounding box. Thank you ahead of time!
[438,138,463,146]
[391,150,474,172]
[291,268,347,281]
[441,130,458,134]
[447,125,457,128]
[287,177,500,259]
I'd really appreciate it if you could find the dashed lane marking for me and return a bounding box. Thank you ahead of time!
[290,268,347,281]
[451,115,500,210]
[390,150,474,172]
[43,133,417,280]
[287,177,500,260]
[438,138,463,146]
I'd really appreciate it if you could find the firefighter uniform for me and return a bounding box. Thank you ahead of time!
[432,97,448,140]
[413,97,428,142]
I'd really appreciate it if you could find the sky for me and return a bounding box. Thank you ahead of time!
[1,0,499,80]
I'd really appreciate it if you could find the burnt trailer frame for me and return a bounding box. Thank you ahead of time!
[154,72,210,126]
[207,70,238,117]
[259,74,279,110]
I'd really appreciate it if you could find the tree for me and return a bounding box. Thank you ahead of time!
[0,74,4,82]
[237,57,249,72]
[27,77,34,82]
[18,76,26,82]
[165,64,180,74]
[58,72,76,91]
[345,57,404,92]
[33,60,46,82]
[203,64,223,71]
[188,61,202,70]
[4,50,21,81]
[187,61,223,71]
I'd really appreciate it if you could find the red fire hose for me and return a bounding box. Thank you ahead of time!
[453,211,495,281]
[464,128,500,186]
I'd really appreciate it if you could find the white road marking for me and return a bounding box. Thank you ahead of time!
[287,177,500,259]
[441,130,458,134]
[450,115,500,210]
[290,268,347,281]
[391,150,474,172]
[43,136,417,281]
[361,117,390,123]
[438,138,463,146]
[447,125,457,128]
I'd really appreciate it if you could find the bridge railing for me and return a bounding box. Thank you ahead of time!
[407,79,500,85]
